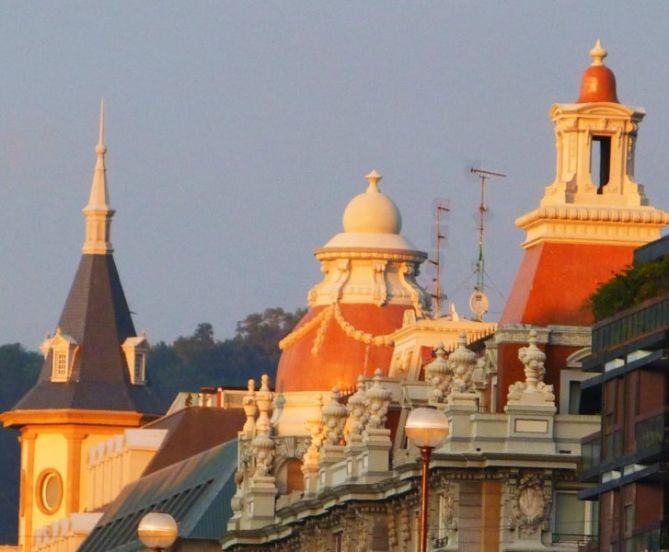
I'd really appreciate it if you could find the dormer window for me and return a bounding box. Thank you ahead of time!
[54,352,67,378]
[41,328,79,382]
[122,334,149,385]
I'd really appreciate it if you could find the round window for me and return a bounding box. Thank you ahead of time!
[36,470,63,514]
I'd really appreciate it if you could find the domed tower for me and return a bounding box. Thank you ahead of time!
[501,40,669,327]
[276,171,430,393]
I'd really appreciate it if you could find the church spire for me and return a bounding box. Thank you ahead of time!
[82,98,115,254]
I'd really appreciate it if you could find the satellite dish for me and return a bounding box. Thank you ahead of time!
[469,290,489,320]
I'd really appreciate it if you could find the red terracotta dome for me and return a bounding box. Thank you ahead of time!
[275,171,429,394]
[577,40,619,103]
[276,303,410,393]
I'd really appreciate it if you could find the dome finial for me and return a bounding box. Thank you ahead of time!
[590,39,607,66]
[365,170,382,191]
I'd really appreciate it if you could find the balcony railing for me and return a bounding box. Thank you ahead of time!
[636,412,666,452]
[581,431,602,474]
[622,524,669,552]
[603,429,623,462]
[592,294,669,355]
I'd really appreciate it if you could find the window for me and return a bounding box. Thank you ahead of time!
[54,352,67,378]
[42,329,78,382]
[553,492,585,542]
[134,353,145,383]
[591,135,611,193]
[36,469,63,515]
[122,335,149,385]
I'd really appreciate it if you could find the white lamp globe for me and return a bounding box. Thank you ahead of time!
[138,512,178,549]
[405,407,449,449]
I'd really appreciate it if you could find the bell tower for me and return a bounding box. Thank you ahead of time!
[501,41,669,326]
[1,102,161,551]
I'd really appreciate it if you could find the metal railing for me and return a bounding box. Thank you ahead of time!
[603,429,623,462]
[581,431,602,473]
[635,411,667,455]
[592,293,669,354]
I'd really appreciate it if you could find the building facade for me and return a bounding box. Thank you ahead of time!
[4,42,669,552]
[579,234,669,551]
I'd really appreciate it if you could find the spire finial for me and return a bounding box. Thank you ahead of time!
[365,170,382,191]
[590,39,607,66]
[82,100,114,255]
[97,97,106,155]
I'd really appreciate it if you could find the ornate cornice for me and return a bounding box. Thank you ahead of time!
[517,205,669,248]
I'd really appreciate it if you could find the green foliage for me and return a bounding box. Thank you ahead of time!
[0,308,306,540]
[590,255,669,321]
[148,307,306,410]
[0,344,42,543]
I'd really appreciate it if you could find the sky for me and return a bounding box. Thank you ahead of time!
[2,2,669,349]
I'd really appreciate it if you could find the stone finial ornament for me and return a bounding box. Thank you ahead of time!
[242,379,257,437]
[425,343,451,404]
[365,369,392,431]
[255,374,273,435]
[321,387,348,446]
[345,375,369,443]
[507,331,555,404]
[302,394,325,470]
[447,332,477,394]
[251,375,275,478]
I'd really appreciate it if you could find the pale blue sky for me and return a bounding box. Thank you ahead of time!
[2,2,669,347]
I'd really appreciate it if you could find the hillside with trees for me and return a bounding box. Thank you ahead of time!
[0,306,305,544]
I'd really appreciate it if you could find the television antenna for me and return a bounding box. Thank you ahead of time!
[428,200,450,317]
[469,167,505,321]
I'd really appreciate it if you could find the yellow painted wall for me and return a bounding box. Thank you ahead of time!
[79,432,122,513]
[31,432,68,532]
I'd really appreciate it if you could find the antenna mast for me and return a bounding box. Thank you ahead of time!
[428,200,449,317]
[469,167,505,320]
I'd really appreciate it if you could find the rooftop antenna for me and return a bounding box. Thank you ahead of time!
[428,199,450,317]
[469,167,505,321]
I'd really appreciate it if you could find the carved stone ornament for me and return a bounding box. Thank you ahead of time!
[255,374,274,435]
[446,332,477,395]
[364,369,392,432]
[242,378,257,437]
[321,387,348,446]
[252,432,275,478]
[302,394,324,470]
[509,474,552,534]
[425,343,451,404]
[345,375,369,444]
[507,330,555,405]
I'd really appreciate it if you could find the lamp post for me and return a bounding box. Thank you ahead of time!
[138,512,178,552]
[405,407,449,552]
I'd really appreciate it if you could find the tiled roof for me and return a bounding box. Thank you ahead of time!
[79,439,237,552]
[14,254,162,414]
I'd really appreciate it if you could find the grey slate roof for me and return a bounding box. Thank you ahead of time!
[14,254,163,414]
[79,438,238,552]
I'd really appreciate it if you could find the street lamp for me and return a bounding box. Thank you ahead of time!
[405,407,449,552]
[137,512,178,551]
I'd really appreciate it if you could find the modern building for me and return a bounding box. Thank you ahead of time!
[3,41,669,552]
[579,233,669,551]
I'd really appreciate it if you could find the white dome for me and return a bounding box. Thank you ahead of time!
[341,171,401,234]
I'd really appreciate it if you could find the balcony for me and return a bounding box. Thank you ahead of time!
[591,293,669,358]
[603,429,623,462]
[580,431,602,480]
[635,409,669,461]
[622,523,669,552]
